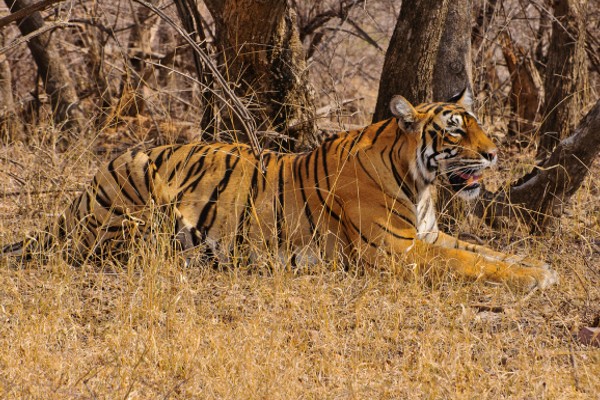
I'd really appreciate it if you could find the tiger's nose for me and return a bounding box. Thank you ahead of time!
[480,148,497,162]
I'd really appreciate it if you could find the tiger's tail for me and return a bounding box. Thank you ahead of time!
[2,217,66,262]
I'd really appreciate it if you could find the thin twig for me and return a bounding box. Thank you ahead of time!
[0,188,82,199]
[0,0,65,29]
[0,21,78,54]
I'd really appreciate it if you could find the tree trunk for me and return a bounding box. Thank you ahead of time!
[432,0,473,102]
[206,0,317,151]
[372,0,450,121]
[173,0,215,133]
[537,0,589,160]
[0,51,21,139]
[0,52,14,111]
[476,98,600,230]
[4,0,85,133]
[431,0,472,231]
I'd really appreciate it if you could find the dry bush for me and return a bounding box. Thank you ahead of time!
[1,0,599,398]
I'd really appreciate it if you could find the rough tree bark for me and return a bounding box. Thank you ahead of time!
[430,0,473,230]
[173,0,215,132]
[372,0,450,121]
[0,51,21,137]
[205,0,317,151]
[476,98,600,230]
[537,0,589,160]
[0,52,14,112]
[4,0,85,133]
[432,0,473,102]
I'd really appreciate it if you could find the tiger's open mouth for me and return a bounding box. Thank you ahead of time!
[447,168,483,192]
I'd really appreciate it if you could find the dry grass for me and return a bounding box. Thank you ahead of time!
[1,133,599,399]
[1,1,599,398]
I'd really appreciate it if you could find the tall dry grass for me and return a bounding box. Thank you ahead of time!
[1,0,599,398]
[1,123,599,400]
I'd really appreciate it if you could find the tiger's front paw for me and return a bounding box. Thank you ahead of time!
[503,254,550,270]
[521,257,551,270]
[527,265,558,290]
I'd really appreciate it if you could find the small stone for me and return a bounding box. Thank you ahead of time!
[578,327,600,347]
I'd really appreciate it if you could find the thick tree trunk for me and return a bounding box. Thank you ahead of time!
[207,0,317,151]
[476,98,600,230]
[431,0,473,230]
[372,0,450,121]
[4,0,85,133]
[537,0,589,160]
[432,0,473,102]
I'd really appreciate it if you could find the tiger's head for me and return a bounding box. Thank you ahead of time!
[389,88,497,200]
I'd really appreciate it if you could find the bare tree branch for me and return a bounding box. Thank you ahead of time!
[0,0,63,29]
[475,98,600,229]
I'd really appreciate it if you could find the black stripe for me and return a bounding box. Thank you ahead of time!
[103,224,123,233]
[167,161,182,183]
[125,163,146,204]
[390,208,417,228]
[235,165,260,248]
[276,159,285,245]
[348,220,383,251]
[106,158,121,186]
[321,141,331,189]
[418,198,431,222]
[260,152,272,191]
[152,147,173,170]
[356,153,379,184]
[294,155,317,235]
[371,118,393,145]
[375,222,414,241]
[107,158,138,205]
[304,151,312,179]
[348,127,367,153]
[195,152,240,231]
[421,103,437,113]
[94,182,123,216]
[179,158,203,188]
[312,147,342,223]
[388,149,416,203]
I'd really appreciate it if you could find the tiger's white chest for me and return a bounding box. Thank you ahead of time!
[415,189,439,243]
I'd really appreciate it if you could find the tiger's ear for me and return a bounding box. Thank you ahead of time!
[447,86,473,112]
[390,95,420,131]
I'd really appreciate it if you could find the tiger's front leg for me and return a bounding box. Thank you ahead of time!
[344,216,557,290]
[407,240,558,289]
[433,231,552,270]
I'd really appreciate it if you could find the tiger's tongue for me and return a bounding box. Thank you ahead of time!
[458,172,481,185]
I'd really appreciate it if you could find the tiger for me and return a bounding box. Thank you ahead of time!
[2,88,557,290]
